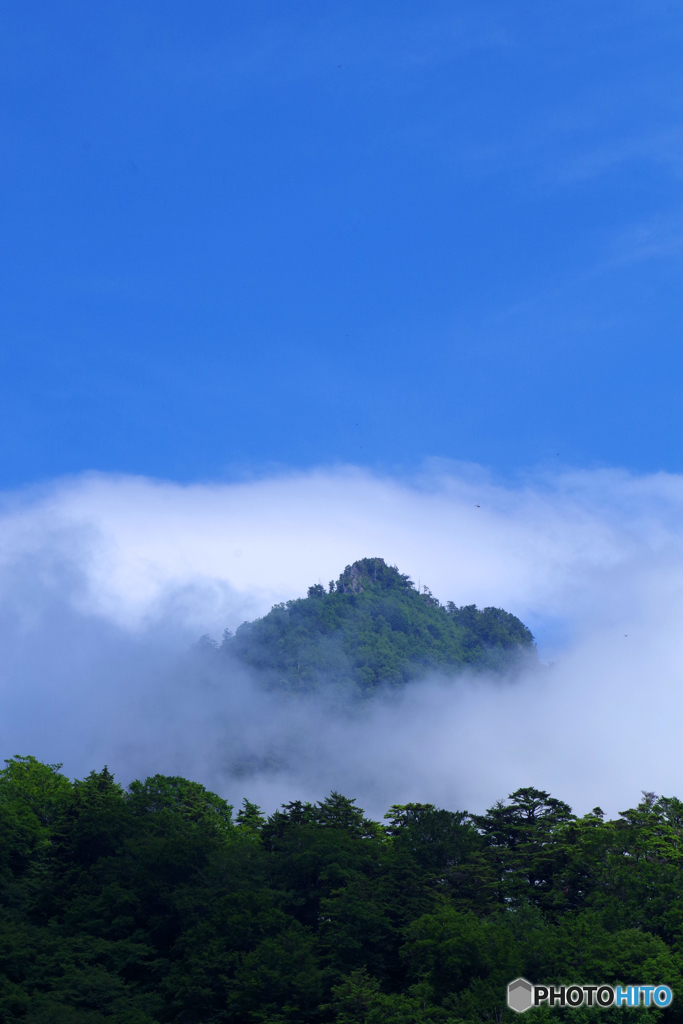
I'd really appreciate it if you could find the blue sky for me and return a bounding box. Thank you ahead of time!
[0,0,680,487]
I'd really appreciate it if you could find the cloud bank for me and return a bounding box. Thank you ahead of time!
[0,462,682,819]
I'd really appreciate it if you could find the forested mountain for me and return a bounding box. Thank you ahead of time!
[1,755,682,1022]
[217,558,536,693]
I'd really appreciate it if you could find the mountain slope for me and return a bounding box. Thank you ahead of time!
[220,557,535,694]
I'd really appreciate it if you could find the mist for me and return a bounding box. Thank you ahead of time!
[1,462,682,820]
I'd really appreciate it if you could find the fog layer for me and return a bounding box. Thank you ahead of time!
[0,463,681,818]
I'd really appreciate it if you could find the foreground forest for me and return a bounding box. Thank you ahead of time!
[1,756,682,1023]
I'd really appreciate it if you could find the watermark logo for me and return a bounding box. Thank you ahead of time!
[507,978,673,1012]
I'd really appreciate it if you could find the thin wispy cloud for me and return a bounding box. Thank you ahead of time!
[605,212,683,267]
[555,129,682,185]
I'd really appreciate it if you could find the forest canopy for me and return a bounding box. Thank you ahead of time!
[1,755,682,1023]
[212,557,536,693]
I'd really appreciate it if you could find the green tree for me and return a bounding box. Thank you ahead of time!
[472,787,575,911]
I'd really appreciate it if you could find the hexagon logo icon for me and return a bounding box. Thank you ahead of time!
[508,978,533,1013]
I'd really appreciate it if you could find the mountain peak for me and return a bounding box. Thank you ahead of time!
[221,557,535,694]
[334,557,412,595]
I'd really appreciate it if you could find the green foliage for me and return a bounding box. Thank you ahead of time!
[471,787,576,911]
[221,557,536,693]
[236,798,267,838]
[2,756,683,1022]
[0,755,72,899]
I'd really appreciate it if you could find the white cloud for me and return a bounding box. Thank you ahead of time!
[0,462,682,819]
